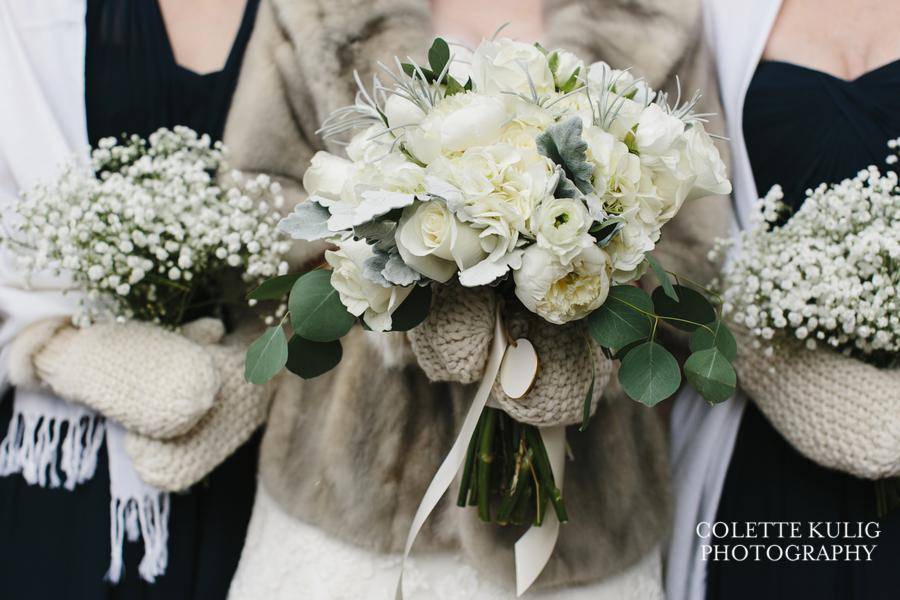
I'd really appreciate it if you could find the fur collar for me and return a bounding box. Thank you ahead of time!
[269,0,700,91]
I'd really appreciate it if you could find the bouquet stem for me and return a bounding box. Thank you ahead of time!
[457,407,567,527]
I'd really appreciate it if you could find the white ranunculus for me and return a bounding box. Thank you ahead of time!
[405,93,507,163]
[605,204,660,282]
[384,94,426,129]
[325,239,412,331]
[582,125,643,211]
[513,244,611,324]
[395,200,487,283]
[302,151,352,200]
[681,123,732,200]
[635,103,685,157]
[551,49,584,88]
[471,38,554,97]
[531,197,595,264]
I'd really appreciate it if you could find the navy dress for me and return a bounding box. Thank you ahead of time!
[0,1,261,598]
[705,60,900,600]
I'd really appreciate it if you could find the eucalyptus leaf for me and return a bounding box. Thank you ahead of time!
[428,38,451,80]
[244,326,288,384]
[536,117,593,195]
[652,285,716,332]
[390,284,432,331]
[289,270,356,342]
[618,341,681,406]
[690,320,738,362]
[401,62,436,82]
[286,335,343,379]
[278,200,331,241]
[645,253,678,302]
[684,347,737,404]
[586,285,653,351]
[248,272,303,301]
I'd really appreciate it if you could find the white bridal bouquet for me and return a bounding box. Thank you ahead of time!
[721,140,900,368]
[5,127,290,328]
[244,36,735,543]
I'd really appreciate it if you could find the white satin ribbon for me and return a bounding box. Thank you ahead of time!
[396,308,566,598]
[514,425,565,596]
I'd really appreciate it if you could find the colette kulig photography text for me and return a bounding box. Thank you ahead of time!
[0,0,897,599]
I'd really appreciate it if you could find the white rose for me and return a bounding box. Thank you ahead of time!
[550,49,584,89]
[405,93,507,163]
[471,38,554,97]
[395,200,488,283]
[605,204,660,282]
[302,151,352,199]
[532,197,595,264]
[326,239,413,332]
[681,123,732,200]
[635,103,685,157]
[514,244,611,324]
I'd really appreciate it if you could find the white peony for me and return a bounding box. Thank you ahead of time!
[471,38,554,97]
[395,200,487,283]
[301,151,352,200]
[326,239,412,331]
[514,244,611,324]
[384,94,426,129]
[531,196,595,264]
[405,93,507,164]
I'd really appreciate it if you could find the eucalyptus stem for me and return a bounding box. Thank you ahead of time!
[457,414,484,507]
[477,408,498,522]
[610,296,717,334]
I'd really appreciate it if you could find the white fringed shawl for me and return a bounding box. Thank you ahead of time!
[0,0,169,583]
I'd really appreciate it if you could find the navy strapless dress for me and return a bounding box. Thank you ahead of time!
[705,60,900,600]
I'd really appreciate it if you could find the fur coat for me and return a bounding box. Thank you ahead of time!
[222,0,733,592]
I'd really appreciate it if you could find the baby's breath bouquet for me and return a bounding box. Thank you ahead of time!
[720,140,900,368]
[4,127,290,327]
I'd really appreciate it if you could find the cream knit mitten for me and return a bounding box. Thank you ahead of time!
[125,340,274,492]
[407,284,613,427]
[735,326,900,479]
[8,317,219,439]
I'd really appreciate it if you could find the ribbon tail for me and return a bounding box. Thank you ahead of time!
[395,307,507,600]
[514,425,566,596]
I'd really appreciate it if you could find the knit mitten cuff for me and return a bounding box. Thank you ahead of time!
[735,325,900,479]
[125,344,274,491]
[6,316,71,389]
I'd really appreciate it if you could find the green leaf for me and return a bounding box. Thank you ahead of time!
[289,270,356,342]
[689,320,737,362]
[558,66,581,93]
[401,62,436,82]
[428,38,451,79]
[645,254,678,302]
[244,326,288,384]
[535,117,594,195]
[684,348,737,404]
[618,341,682,406]
[463,77,473,91]
[444,76,465,96]
[247,273,303,301]
[389,285,432,331]
[286,336,343,379]
[586,285,653,351]
[547,51,560,76]
[652,285,716,332]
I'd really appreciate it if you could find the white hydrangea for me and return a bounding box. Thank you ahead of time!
[721,145,900,365]
[6,127,291,326]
